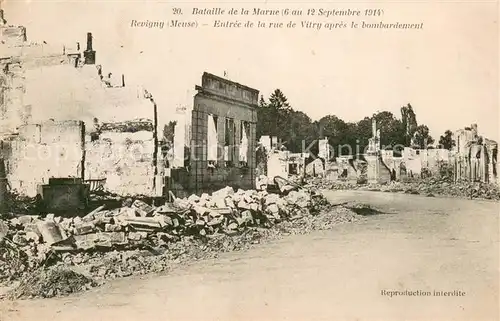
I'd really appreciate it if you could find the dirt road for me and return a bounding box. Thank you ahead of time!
[1,191,498,321]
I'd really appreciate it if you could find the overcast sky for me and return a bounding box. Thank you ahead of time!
[4,0,499,141]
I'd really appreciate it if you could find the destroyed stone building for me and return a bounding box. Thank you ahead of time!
[0,10,159,198]
[169,73,259,197]
[0,9,265,202]
[264,117,499,186]
[377,123,498,184]
[453,124,498,184]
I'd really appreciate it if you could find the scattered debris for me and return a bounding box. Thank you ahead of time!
[99,119,153,133]
[7,267,98,299]
[0,185,363,299]
[316,178,500,201]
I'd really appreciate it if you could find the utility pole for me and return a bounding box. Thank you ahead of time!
[144,90,159,199]
[0,158,7,213]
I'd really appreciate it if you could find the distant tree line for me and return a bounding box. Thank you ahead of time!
[256,89,454,158]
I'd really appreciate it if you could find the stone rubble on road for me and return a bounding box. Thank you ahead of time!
[309,177,500,200]
[0,185,363,299]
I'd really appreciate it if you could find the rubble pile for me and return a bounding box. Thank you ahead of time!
[388,178,500,200]
[3,191,40,215]
[7,267,97,300]
[0,186,361,299]
[322,178,500,200]
[56,204,360,284]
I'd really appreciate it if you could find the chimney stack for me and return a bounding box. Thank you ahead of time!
[83,32,96,65]
[86,32,93,51]
[122,74,125,87]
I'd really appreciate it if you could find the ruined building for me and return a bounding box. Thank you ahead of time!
[0,10,261,199]
[453,124,498,184]
[0,10,159,197]
[364,123,498,184]
[169,72,258,197]
[364,118,392,184]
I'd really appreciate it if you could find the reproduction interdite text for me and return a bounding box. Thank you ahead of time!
[381,290,467,298]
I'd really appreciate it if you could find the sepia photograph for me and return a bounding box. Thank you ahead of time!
[0,0,498,320]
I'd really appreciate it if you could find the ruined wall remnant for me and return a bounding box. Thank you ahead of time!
[1,118,158,197]
[318,138,331,160]
[452,125,498,184]
[362,119,391,184]
[336,156,358,182]
[0,56,93,132]
[287,153,307,176]
[402,147,423,179]
[1,10,99,135]
[380,150,394,170]
[366,118,381,156]
[0,120,85,196]
[85,126,156,196]
[0,10,162,197]
[305,158,325,177]
[398,147,452,180]
[380,150,404,181]
[484,139,499,185]
[365,155,391,184]
[170,72,259,196]
[425,149,449,174]
[1,57,28,132]
[267,151,289,180]
[324,162,339,182]
[0,9,27,46]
